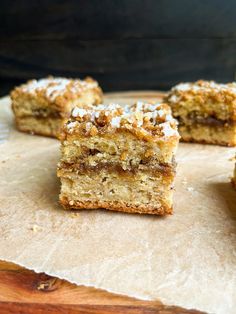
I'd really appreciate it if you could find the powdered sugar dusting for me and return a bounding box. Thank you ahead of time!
[172,80,236,95]
[45,79,70,100]
[72,108,88,118]
[67,121,78,130]
[169,94,179,103]
[160,122,178,137]
[111,116,121,127]
[68,101,178,138]
[175,83,191,92]
[21,77,98,101]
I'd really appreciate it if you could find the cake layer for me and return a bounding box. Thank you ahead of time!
[61,130,177,168]
[15,116,64,138]
[58,168,174,215]
[178,123,236,146]
[12,88,101,119]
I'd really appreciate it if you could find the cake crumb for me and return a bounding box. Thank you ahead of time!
[71,212,80,218]
[187,187,194,192]
[31,224,41,232]
[229,156,236,161]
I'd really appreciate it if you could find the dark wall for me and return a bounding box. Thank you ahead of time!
[1,0,236,95]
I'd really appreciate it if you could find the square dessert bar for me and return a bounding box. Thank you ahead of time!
[11,76,103,138]
[166,80,236,146]
[57,102,180,215]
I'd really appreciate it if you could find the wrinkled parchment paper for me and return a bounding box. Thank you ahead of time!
[0,94,236,314]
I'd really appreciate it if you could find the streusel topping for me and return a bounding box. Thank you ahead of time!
[14,76,99,101]
[168,80,236,104]
[66,101,179,140]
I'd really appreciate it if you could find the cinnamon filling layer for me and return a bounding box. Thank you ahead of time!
[178,115,235,127]
[59,160,176,177]
[32,109,63,118]
[20,109,66,119]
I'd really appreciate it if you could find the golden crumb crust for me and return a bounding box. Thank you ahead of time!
[60,196,172,215]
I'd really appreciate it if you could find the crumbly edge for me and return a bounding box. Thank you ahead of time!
[178,123,236,146]
[60,197,172,215]
[181,137,236,146]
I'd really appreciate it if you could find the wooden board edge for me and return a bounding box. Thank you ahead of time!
[0,302,207,314]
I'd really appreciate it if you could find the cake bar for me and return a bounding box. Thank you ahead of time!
[166,80,236,146]
[57,102,180,215]
[11,76,103,138]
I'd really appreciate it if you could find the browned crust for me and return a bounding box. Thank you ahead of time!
[60,196,172,216]
[180,136,236,147]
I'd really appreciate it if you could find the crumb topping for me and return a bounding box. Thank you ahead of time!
[167,80,236,104]
[13,76,99,101]
[65,101,179,140]
[173,80,236,94]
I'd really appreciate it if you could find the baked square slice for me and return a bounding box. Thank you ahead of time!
[11,76,103,138]
[57,102,180,215]
[166,80,236,146]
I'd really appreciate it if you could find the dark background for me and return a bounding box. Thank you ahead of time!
[1,0,236,96]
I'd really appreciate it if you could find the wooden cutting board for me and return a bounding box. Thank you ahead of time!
[0,91,206,314]
[0,261,205,314]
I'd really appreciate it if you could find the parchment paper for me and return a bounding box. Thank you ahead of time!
[0,95,236,314]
